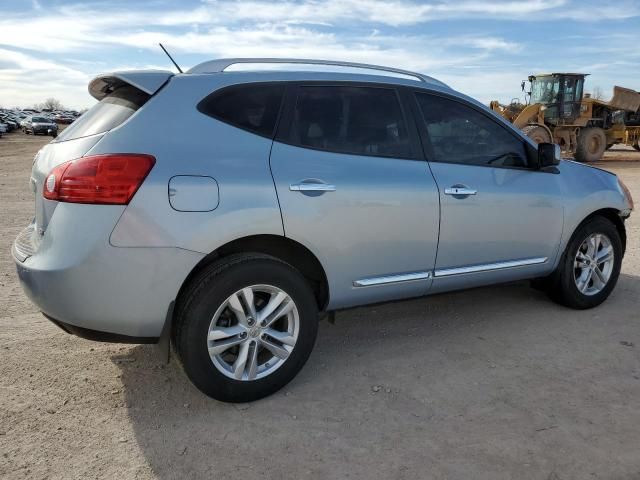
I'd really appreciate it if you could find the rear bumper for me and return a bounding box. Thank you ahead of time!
[44,314,159,344]
[12,204,204,339]
[32,127,57,134]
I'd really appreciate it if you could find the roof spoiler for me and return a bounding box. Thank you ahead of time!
[88,70,174,101]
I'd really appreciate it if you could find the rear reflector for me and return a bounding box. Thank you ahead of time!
[43,154,155,205]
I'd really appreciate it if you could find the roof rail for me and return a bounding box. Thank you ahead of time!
[187,58,448,88]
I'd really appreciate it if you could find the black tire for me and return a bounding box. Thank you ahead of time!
[522,124,552,144]
[174,253,319,402]
[575,127,606,162]
[545,217,622,309]
[633,141,640,152]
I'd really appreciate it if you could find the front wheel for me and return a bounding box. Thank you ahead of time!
[174,254,319,402]
[522,124,552,144]
[575,127,607,162]
[546,217,622,309]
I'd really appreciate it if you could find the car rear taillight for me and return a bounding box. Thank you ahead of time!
[43,154,155,205]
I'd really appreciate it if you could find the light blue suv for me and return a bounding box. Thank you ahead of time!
[13,59,634,402]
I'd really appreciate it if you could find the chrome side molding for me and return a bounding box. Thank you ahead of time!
[353,271,431,287]
[434,257,548,277]
[354,257,547,287]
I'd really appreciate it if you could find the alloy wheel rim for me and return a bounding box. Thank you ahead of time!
[207,284,299,381]
[573,233,614,296]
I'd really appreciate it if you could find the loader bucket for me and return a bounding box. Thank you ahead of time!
[608,86,640,112]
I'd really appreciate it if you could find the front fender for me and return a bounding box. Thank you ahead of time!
[554,160,629,266]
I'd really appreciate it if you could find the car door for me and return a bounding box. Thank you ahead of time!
[412,91,565,292]
[270,84,440,309]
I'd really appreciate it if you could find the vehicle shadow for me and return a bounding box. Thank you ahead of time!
[115,273,640,479]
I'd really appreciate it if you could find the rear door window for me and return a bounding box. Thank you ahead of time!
[283,85,414,159]
[197,83,285,138]
[55,86,149,142]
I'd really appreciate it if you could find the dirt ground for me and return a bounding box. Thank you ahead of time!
[1,131,639,480]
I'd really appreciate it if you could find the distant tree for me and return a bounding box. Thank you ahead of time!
[590,86,605,100]
[34,97,65,111]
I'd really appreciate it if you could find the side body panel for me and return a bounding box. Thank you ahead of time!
[428,163,565,292]
[270,141,440,309]
[104,75,285,251]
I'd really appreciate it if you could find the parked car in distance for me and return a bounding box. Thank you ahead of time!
[13,58,634,403]
[56,115,75,124]
[0,115,18,132]
[22,116,58,137]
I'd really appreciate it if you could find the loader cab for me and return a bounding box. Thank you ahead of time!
[527,73,587,125]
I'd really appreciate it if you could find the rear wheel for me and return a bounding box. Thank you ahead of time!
[174,253,319,402]
[633,140,640,152]
[545,217,622,309]
[522,124,552,144]
[575,127,606,162]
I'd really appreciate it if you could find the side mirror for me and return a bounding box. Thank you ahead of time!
[538,142,561,167]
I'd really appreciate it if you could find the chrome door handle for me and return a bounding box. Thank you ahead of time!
[444,186,477,196]
[290,183,336,192]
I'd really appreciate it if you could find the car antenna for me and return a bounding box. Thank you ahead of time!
[159,43,183,73]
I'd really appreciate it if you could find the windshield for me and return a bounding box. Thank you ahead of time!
[530,76,561,105]
[32,117,49,122]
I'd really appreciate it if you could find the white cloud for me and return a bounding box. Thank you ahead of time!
[0,0,637,108]
[0,48,93,108]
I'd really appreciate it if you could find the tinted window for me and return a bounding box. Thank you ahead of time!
[198,84,285,137]
[416,93,527,168]
[56,86,149,142]
[289,86,412,158]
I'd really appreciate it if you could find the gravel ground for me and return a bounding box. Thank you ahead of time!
[1,131,639,480]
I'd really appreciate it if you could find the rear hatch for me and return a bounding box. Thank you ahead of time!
[23,71,172,255]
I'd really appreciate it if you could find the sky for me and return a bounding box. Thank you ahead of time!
[0,0,639,110]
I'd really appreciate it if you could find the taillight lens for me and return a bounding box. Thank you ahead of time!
[43,154,155,205]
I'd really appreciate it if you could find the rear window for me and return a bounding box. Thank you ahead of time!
[197,83,285,138]
[55,86,150,142]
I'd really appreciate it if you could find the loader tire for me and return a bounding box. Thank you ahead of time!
[575,127,606,162]
[522,125,552,144]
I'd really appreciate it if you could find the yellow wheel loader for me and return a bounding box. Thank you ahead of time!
[490,73,640,162]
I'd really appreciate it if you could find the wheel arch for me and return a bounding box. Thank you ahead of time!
[175,234,330,312]
[575,208,627,254]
